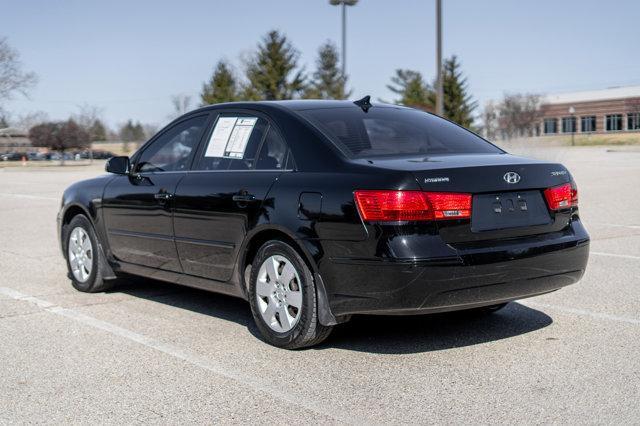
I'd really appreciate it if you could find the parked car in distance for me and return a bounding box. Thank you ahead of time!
[1,152,27,161]
[48,152,74,161]
[57,98,590,349]
[91,150,116,160]
[27,152,48,161]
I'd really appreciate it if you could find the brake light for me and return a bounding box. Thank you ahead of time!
[544,183,577,210]
[571,182,579,206]
[354,190,471,222]
[427,193,473,219]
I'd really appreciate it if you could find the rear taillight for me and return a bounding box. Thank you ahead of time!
[426,193,473,219]
[571,182,578,206]
[544,183,578,210]
[354,190,471,222]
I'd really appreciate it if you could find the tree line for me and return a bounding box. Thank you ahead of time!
[199,31,351,104]
[198,30,477,129]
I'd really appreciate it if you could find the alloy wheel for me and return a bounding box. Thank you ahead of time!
[68,227,93,282]
[255,254,303,333]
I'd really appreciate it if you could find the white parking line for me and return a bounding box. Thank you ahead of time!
[0,286,357,424]
[591,251,640,261]
[523,301,640,326]
[591,222,640,230]
[0,193,58,201]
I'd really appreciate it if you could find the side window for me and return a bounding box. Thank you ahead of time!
[136,115,207,173]
[255,127,290,170]
[195,115,267,171]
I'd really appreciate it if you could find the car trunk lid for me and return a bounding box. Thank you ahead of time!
[354,154,574,243]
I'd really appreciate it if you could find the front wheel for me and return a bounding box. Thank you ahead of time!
[248,240,333,349]
[63,215,114,293]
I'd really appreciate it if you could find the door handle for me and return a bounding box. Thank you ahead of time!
[232,194,256,203]
[154,192,173,200]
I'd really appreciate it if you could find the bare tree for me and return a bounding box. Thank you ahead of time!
[481,101,499,140]
[15,110,49,131]
[73,104,102,129]
[73,104,108,142]
[496,93,542,139]
[0,37,37,102]
[142,123,159,140]
[0,106,10,129]
[170,94,192,119]
[29,119,89,165]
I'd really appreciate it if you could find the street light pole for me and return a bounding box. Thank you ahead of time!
[341,2,346,77]
[569,106,576,147]
[330,0,358,77]
[435,0,444,116]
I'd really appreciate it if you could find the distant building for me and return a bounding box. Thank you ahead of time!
[540,86,640,135]
[0,128,31,153]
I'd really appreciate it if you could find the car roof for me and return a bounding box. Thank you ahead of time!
[192,99,408,114]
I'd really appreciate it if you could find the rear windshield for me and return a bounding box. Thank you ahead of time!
[298,106,502,158]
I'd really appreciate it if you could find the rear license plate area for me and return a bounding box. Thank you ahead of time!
[471,190,551,232]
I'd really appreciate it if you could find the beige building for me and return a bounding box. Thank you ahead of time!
[0,128,31,153]
[540,85,640,135]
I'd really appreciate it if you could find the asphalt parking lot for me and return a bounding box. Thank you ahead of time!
[1,146,639,424]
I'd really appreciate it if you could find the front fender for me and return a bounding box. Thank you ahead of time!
[58,174,115,269]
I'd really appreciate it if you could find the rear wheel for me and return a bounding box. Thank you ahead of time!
[248,240,332,349]
[63,215,114,293]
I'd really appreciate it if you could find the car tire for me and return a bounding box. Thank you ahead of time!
[63,215,114,293]
[248,240,333,349]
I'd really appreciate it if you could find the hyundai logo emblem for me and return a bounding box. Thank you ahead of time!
[503,172,521,184]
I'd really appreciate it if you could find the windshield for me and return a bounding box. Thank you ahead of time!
[298,106,503,158]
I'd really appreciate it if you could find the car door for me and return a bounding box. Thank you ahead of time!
[173,111,292,282]
[102,113,210,271]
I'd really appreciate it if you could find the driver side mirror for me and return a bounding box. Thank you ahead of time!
[105,156,130,175]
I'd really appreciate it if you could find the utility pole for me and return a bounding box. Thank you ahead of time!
[569,106,576,146]
[330,0,358,77]
[435,0,444,116]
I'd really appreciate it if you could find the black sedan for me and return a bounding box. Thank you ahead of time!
[57,98,590,349]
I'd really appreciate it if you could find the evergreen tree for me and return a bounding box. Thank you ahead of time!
[119,120,145,142]
[119,120,135,142]
[304,41,351,99]
[0,114,8,128]
[386,69,434,111]
[88,119,107,142]
[201,60,238,105]
[242,30,306,100]
[441,55,477,128]
[132,121,145,141]
[118,120,145,153]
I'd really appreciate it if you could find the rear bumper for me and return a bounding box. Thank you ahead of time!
[321,220,590,316]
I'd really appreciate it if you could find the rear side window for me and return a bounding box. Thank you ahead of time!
[255,127,290,170]
[195,115,268,171]
[298,107,502,158]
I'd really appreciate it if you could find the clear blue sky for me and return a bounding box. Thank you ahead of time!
[2,0,639,128]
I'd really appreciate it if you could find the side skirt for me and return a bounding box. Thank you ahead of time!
[114,261,245,299]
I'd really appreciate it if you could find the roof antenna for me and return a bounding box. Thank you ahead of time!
[353,95,372,112]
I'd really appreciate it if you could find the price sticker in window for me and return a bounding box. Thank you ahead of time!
[204,116,257,159]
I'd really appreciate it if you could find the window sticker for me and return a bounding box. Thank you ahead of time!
[204,116,257,159]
